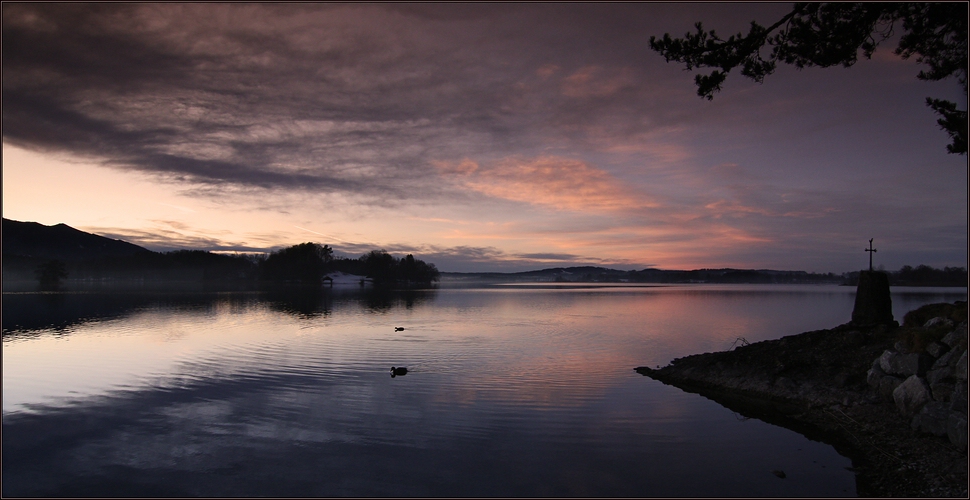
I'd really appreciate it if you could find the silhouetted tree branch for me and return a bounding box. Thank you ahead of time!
[650,2,967,154]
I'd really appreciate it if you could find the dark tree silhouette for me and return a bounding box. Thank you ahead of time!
[892,264,967,286]
[399,253,440,285]
[359,250,440,286]
[35,259,68,290]
[361,250,398,285]
[260,243,333,284]
[650,3,967,154]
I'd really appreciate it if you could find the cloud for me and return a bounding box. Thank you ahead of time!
[436,156,657,213]
[2,4,965,273]
[88,226,267,253]
[0,4,709,205]
[561,66,635,98]
[398,245,645,273]
[535,64,560,79]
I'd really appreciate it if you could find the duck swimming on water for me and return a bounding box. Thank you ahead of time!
[390,366,408,377]
[394,327,405,331]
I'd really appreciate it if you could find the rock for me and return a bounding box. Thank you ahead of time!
[932,348,960,370]
[878,350,896,373]
[881,351,932,377]
[947,412,967,451]
[894,340,911,354]
[893,375,931,417]
[950,381,967,414]
[942,327,968,348]
[867,365,886,388]
[925,341,950,359]
[924,316,954,329]
[931,382,954,402]
[955,350,967,381]
[911,401,949,436]
[851,271,894,326]
[877,375,904,401]
[926,367,951,386]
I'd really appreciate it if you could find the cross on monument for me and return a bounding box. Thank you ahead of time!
[865,238,877,272]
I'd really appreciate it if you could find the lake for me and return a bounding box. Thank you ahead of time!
[3,284,966,497]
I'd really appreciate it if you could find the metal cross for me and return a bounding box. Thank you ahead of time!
[865,238,877,271]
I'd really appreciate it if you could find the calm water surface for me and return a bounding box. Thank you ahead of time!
[3,284,966,496]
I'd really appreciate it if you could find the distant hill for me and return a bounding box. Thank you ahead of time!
[2,218,271,289]
[2,218,152,261]
[443,265,966,286]
[441,266,846,284]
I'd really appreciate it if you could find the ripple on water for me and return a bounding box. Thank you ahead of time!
[8,286,961,495]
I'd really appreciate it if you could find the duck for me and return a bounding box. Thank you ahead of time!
[390,366,408,377]
[394,327,405,331]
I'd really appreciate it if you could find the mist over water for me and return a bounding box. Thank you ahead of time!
[3,284,965,496]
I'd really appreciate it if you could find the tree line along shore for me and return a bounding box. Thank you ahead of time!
[6,243,440,290]
[2,218,966,290]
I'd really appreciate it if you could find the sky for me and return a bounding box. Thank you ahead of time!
[2,3,967,273]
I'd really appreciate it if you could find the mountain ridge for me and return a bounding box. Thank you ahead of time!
[2,218,153,261]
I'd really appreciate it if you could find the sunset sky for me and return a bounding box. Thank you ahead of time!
[3,3,966,273]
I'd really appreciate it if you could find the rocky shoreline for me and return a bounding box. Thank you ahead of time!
[636,301,968,497]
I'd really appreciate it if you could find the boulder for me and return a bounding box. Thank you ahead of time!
[867,365,886,388]
[911,401,949,436]
[925,341,950,359]
[955,350,967,381]
[932,347,960,370]
[894,340,911,354]
[950,381,967,414]
[893,375,931,417]
[880,351,932,377]
[851,271,894,326]
[931,382,954,402]
[926,367,951,386]
[924,316,954,329]
[942,327,968,348]
[878,350,895,373]
[947,412,967,451]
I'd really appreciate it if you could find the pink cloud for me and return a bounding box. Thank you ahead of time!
[561,65,635,98]
[436,156,657,213]
[535,64,560,78]
[703,191,842,220]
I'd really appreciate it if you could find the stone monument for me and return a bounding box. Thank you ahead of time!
[851,238,894,326]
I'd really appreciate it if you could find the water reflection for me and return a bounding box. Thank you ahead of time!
[263,287,335,319]
[3,287,439,339]
[3,285,965,496]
